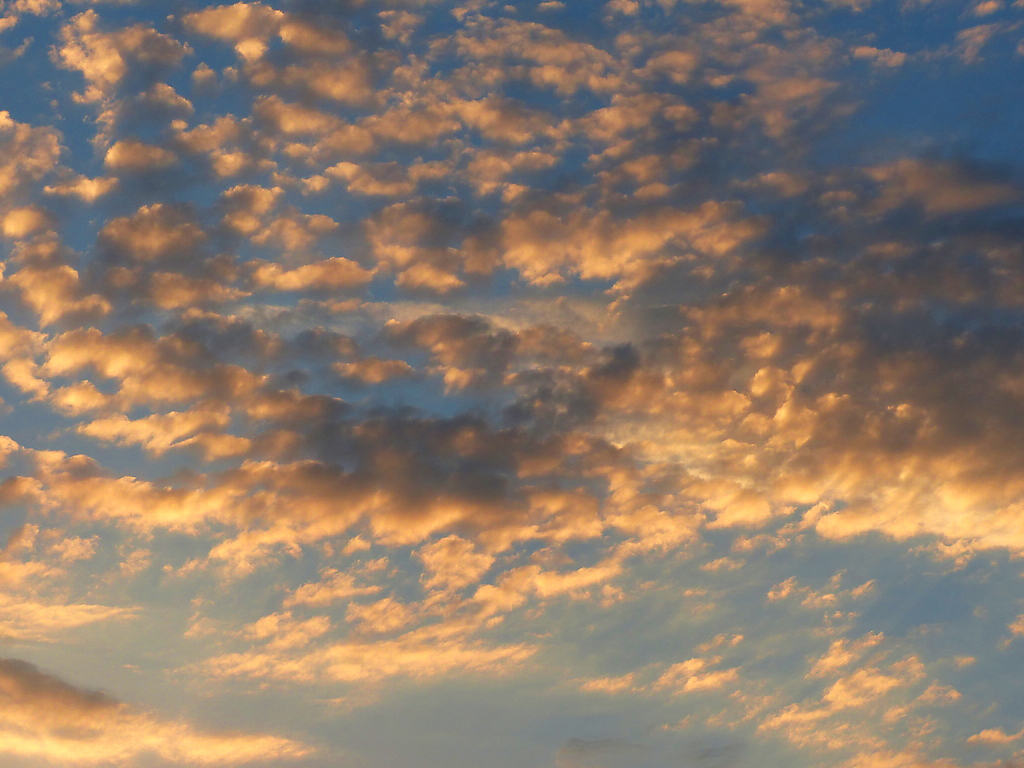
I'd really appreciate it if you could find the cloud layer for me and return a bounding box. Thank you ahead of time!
[0,0,1021,766]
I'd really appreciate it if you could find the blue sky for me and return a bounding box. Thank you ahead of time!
[0,0,1022,766]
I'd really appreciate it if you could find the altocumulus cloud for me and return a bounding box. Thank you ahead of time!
[0,0,1020,767]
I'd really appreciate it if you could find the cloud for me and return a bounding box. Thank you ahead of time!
[75,404,233,456]
[284,567,381,608]
[198,619,535,686]
[333,357,415,385]
[42,325,262,409]
[7,263,111,327]
[43,174,118,201]
[0,658,311,764]
[54,11,190,102]
[418,535,495,592]
[501,201,764,287]
[146,272,247,310]
[182,2,351,63]
[807,633,885,678]
[967,727,1024,745]
[250,257,373,291]
[577,674,636,694]
[474,556,623,615]
[248,59,374,105]
[653,657,740,694]
[0,2,1021,765]
[759,655,931,750]
[955,23,1001,63]
[2,206,51,239]
[323,159,448,197]
[244,611,331,650]
[823,665,913,710]
[0,112,60,200]
[555,738,649,768]
[867,158,1019,214]
[103,140,178,171]
[175,116,269,177]
[346,596,415,634]
[453,18,621,95]
[0,593,133,641]
[252,95,345,137]
[183,3,285,61]
[852,46,907,68]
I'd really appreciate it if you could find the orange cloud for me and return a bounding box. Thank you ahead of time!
[55,11,190,102]
[0,658,311,764]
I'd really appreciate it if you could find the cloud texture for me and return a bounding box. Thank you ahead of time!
[0,0,1021,766]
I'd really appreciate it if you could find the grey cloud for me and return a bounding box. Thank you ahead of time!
[555,738,650,768]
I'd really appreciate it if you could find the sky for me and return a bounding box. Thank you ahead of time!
[0,0,1022,766]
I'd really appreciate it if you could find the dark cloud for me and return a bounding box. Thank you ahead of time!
[555,738,650,768]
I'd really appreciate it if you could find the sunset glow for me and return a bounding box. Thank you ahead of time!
[0,0,1022,766]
